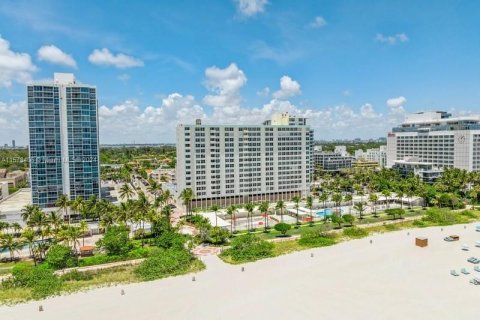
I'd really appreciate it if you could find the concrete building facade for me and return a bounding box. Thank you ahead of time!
[176,113,314,209]
[27,73,100,208]
[387,111,480,171]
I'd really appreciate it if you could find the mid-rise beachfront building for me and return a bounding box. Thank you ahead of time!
[27,73,100,208]
[386,111,480,171]
[176,113,314,209]
[313,151,355,172]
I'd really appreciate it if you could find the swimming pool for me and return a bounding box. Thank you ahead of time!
[316,208,345,217]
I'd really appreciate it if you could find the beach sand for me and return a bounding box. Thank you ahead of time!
[1,223,480,320]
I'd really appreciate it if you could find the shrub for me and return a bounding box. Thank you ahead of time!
[342,227,369,239]
[11,263,62,299]
[135,248,194,281]
[299,230,337,247]
[79,254,123,267]
[45,244,77,270]
[223,234,274,262]
[96,226,133,256]
[422,208,457,225]
[385,208,405,220]
[274,223,292,236]
[342,214,355,226]
[154,230,186,249]
[209,227,230,245]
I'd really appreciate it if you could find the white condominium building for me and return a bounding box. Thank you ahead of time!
[386,111,480,171]
[176,113,314,209]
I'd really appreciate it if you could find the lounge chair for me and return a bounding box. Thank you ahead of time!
[474,265,480,272]
[450,269,460,276]
[461,268,470,275]
[475,241,480,248]
[470,279,479,285]
[462,244,470,251]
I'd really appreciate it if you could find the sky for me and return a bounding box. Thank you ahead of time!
[0,0,480,145]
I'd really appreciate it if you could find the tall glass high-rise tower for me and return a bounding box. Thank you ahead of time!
[27,73,100,208]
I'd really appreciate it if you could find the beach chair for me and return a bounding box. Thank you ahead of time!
[450,269,460,276]
[461,268,470,275]
[469,279,479,285]
[474,266,480,272]
[476,225,480,232]
[475,241,480,248]
[462,244,470,251]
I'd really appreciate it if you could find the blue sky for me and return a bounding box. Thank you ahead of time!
[0,0,479,144]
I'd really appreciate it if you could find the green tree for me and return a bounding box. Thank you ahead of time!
[353,201,366,219]
[96,226,132,256]
[274,222,292,236]
[0,233,22,261]
[275,200,286,223]
[306,195,314,226]
[179,188,195,217]
[209,227,230,244]
[56,194,70,224]
[119,183,134,201]
[369,193,379,217]
[226,205,237,234]
[258,201,270,232]
[244,202,256,232]
[292,195,301,226]
[342,214,355,226]
[331,214,343,229]
[209,204,220,227]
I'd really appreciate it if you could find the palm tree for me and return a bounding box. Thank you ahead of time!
[382,190,391,208]
[275,200,286,223]
[244,202,255,232]
[61,226,82,255]
[119,183,134,201]
[135,191,151,247]
[79,220,89,247]
[147,180,161,201]
[292,195,301,226]
[161,205,173,226]
[332,193,343,215]
[86,195,100,220]
[225,205,237,234]
[319,192,328,209]
[369,194,379,217]
[0,234,22,261]
[179,188,195,218]
[48,211,63,236]
[22,228,37,265]
[344,194,353,214]
[258,201,270,232]
[70,196,85,222]
[353,202,366,219]
[20,204,38,223]
[396,190,405,209]
[306,195,314,226]
[56,194,70,224]
[209,204,220,227]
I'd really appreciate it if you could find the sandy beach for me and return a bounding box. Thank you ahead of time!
[1,223,480,320]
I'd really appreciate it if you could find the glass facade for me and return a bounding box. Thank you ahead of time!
[27,77,100,208]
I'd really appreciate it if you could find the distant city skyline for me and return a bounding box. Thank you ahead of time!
[1,0,480,145]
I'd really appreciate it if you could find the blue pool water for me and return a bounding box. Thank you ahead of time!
[316,208,333,217]
[316,208,346,217]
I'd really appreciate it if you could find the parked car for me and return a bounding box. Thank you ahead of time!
[444,235,460,242]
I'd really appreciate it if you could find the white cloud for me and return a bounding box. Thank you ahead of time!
[0,100,28,145]
[250,41,304,64]
[273,75,301,99]
[88,48,144,68]
[386,96,407,108]
[99,94,205,143]
[0,35,37,87]
[257,87,270,97]
[386,96,407,115]
[342,90,352,96]
[37,45,77,68]
[309,16,327,28]
[202,63,247,116]
[360,103,382,119]
[234,0,268,17]
[375,33,409,45]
